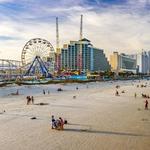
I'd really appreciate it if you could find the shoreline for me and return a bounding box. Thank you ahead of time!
[0,77,143,88]
[0,79,138,98]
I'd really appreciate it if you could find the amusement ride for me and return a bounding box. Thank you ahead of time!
[21,38,55,78]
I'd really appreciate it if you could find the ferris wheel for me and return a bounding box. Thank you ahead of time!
[21,38,55,72]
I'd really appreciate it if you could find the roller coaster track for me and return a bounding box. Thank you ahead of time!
[0,59,22,78]
[0,59,21,70]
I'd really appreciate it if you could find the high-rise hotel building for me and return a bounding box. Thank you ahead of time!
[110,52,137,73]
[130,51,150,74]
[61,38,110,72]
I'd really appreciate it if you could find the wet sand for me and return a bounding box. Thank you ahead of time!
[0,81,150,150]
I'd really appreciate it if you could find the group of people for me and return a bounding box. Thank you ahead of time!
[26,96,34,105]
[137,84,147,88]
[141,93,150,99]
[115,87,149,110]
[115,90,125,96]
[140,93,149,109]
[51,115,65,130]
[57,88,63,91]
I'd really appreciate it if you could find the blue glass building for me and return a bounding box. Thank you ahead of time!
[61,38,110,72]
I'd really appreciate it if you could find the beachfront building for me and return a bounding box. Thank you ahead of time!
[130,51,150,74]
[110,52,137,73]
[61,47,68,70]
[148,51,150,73]
[60,38,110,72]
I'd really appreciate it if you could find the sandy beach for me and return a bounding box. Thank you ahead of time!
[0,80,150,150]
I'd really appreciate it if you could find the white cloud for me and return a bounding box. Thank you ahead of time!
[0,0,13,2]
[0,0,150,61]
[127,0,150,8]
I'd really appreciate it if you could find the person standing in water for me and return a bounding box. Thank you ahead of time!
[16,90,19,95]
[43,89,45,95]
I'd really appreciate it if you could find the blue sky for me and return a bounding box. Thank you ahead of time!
[0,0,150,60]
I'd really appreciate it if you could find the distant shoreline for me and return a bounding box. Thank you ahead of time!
[0,77,145,87]
[0,79,98,87]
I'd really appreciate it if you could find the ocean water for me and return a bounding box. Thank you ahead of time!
[0,80,139,98]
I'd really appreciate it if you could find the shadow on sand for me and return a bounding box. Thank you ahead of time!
[34,103,49,106]
[68,123,91,127]
[50,104,84,109]
[64,128,148,137]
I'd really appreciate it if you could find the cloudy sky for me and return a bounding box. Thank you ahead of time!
[0,0,150,60]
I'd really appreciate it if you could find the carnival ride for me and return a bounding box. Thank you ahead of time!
[0,38,56,80]
[25,56,52,78]
[0,59,22,79]
[21,38,55,77]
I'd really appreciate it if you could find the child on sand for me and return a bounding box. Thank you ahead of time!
[51,115,56,129]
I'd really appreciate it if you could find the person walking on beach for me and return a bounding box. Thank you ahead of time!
[26,96,31,105]
[31,96,34,104]
[134,93,137,98]
[115,90,119,96]
[26,96,28,105]
[145,100,148,110]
